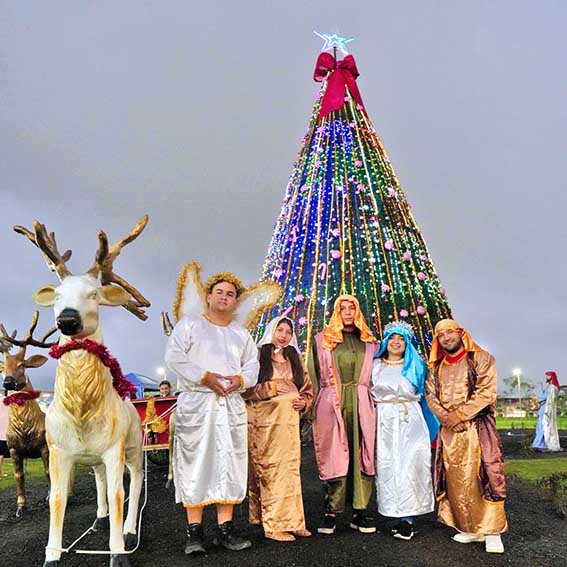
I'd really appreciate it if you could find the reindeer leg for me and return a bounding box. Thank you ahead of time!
[10,449,26,519]
[92,463,110,531]
[166,415,175,489]
[44,447,75,565]
[103,441,131,567]
[123,443,143,550]
[41,444,50,504]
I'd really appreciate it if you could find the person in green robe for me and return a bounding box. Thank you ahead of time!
[308,295,378,535]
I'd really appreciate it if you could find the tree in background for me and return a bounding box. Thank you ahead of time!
[257,36,451,355]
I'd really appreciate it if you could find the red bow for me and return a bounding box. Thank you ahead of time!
[313,53,365,119]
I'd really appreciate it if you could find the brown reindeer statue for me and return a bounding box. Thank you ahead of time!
[0,311,57,518]
[14,216,150,567]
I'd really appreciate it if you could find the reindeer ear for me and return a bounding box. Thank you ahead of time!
[98,285,131,307]
[32,285,57,306]
[24,354,48,368]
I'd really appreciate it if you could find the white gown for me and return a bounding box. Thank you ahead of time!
[371,360,434,517]
[165,315,259,506]
[543,385,562,452]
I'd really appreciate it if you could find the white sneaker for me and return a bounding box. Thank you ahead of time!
[485,535,504,554]
[452,532,485,544]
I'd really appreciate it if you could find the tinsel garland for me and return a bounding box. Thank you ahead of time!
[50,339,136,400]
[3,390,40,407]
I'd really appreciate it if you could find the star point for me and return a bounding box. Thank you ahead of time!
[314,31,355,55]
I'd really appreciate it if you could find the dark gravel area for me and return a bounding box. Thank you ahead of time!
[1,439,566,567]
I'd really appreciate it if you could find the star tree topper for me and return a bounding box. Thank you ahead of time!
[314,31,355,54]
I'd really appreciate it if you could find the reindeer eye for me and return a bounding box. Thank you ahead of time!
[88,291,97,299]
[55,293,61,300]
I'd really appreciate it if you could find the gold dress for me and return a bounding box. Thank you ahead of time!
[244,359,313,532]
[425,351,507,534]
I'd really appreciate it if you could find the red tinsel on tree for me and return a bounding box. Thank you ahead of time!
[50,339,136,400]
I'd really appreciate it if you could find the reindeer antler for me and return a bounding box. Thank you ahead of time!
[160,312,174,337]
[13,222,72,280]
[0,311,59,352]
[0,325,17,354]
[87,215,151,321]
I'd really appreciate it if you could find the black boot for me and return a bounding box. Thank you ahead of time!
[185,523,206,555]
[213,521,251,551]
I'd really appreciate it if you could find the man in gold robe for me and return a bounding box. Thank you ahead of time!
[308,295,378,535]
[425,319,507,554]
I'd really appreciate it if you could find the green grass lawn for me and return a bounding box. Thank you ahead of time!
[0,458,91,490]
[506,458,567,483]
[496,416,567,430]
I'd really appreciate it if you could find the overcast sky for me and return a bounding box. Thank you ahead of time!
[1,1,566,394]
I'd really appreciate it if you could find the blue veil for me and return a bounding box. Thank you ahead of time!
[375,322,439,442]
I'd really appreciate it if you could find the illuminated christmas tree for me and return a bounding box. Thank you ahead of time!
[258,35,452,355]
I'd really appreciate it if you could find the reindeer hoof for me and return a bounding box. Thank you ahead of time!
[15,505,24,519]
[93,515,110,531]
[43,562,59,566]
[124,532,137,550]
[110,554,131,567]
[165,479,172,489]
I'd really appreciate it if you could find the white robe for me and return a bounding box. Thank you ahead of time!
[165,315,259,506]
[371,361,434,517]
[543,385,562,452]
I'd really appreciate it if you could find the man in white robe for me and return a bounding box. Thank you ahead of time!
[165,275,259,554]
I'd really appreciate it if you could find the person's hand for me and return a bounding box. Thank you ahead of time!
[452,421,467,432]
[445,410,463,430]
[276,381,294,395]
[292,397,307,412]
[202,372,226,396]
[223,375,243,395]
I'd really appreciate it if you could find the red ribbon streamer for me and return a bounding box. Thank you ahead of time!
[50,339,136,400]
[3,390,40,407]
[313,53,365,119]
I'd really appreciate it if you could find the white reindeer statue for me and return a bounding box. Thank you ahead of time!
[14,216,150,567]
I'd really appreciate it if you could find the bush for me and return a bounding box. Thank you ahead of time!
[537,472,567,517]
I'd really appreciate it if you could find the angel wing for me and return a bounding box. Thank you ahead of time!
[235,281,282,331]
[172,261,207,322]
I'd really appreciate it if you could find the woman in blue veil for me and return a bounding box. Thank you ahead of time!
[371,321,439,540]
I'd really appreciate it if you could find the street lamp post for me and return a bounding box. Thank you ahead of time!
[513,368,522,413]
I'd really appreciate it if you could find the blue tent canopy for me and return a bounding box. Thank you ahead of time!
[125,373,160,399]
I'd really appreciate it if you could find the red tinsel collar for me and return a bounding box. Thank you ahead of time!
[50,339,136,400]
[3,390,40,407]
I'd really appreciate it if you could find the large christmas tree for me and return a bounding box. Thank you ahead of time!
[258,36,452,356]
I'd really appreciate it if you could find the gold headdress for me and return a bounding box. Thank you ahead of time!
[321,294,376,351]
[428,318,482,365]
[205,272,245,296]
[172,261,281,331]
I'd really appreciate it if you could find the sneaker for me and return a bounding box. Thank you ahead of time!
[213,521,252,551]
[485,534,504,554]
[392,520,414,540]
[184,523,206,555]
[317,514,336,535]
[452,532,485,544]
[350,512,377,534]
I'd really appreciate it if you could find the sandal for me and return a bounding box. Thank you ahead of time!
[265,531,296,542]
[292,529,311,537]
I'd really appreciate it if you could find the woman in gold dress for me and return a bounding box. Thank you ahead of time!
[244,316,313,542]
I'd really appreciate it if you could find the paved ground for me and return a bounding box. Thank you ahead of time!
[1,438,566,567]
